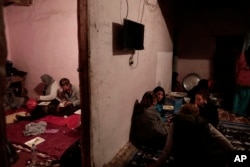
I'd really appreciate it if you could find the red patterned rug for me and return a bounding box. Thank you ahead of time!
[6,120,80,160]
[6,110,81,161]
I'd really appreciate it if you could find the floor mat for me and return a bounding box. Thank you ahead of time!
[127,123,250,167]
[6,120,80,159]
[220,121,250,130]
[5,108,81,129]
[218,124,250,152]
[38,114,81,129]
[126,146,174,167]
[219,109,250,124]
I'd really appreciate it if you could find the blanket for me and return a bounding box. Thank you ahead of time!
[38,114,80,129]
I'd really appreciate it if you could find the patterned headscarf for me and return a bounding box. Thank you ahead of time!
[40,74,54,95]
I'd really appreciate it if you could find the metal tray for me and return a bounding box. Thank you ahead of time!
[182,73,201,91]
[167,92,187,98]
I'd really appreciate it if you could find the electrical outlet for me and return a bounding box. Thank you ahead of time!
[129,56,134,65]
[129,60,134,65]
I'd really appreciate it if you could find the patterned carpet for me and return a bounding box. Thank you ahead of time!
[127,109,250,167]
[218,109,250,125]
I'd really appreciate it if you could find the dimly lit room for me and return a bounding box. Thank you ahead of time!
[0,0,250,167]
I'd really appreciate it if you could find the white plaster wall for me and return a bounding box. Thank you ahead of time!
[4,0,79,97]
[89,0,172,166]
[177,59,211,83]
[156,51,173,92]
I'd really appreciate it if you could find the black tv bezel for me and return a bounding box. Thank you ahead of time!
[122,19,145,51]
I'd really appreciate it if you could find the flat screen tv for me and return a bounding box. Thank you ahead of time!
[122,19,145,50]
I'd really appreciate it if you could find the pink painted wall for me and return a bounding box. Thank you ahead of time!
[4,0,79,98]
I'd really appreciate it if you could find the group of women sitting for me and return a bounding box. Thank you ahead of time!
[130,86,234,167]
[15,74,80,121]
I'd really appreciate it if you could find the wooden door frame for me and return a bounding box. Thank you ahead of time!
[0,0,10,166]
[0,0,91,166]
[78,0,91,166]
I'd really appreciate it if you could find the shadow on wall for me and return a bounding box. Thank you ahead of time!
[129,99,141,147]
[34,82,44,95]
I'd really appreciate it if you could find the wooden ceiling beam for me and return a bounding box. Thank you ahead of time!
[3,0,33,6]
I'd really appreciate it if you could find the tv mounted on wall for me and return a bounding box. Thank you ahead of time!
[122,19,145,50]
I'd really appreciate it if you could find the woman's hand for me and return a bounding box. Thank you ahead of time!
[64,101,72,106]
[57,101,66,112]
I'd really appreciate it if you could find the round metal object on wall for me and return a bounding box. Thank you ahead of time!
[182,73,201,91]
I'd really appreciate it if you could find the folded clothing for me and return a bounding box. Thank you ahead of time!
[23,121,47,136]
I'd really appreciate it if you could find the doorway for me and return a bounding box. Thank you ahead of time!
[213,35,244,111]
[0,1,90,167]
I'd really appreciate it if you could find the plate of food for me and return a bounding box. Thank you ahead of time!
[163,105,174,110]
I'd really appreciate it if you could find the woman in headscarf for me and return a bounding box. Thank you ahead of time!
[38,74,59,101]
[131,91,169,150]
[153,86,167,121]
[16,74,60,121]
[187,79,209,104]
[195,89,219,128]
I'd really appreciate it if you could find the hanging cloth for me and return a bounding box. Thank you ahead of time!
[235,33,250,87]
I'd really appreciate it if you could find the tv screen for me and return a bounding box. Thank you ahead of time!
[123,19,144,50]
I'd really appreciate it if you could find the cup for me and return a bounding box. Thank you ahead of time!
[183,97,190,104]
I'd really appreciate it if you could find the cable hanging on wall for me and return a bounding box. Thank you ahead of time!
[118,0,151,69]
[120,0,129,23]
[129,51,140,69]
[120,0,158,24]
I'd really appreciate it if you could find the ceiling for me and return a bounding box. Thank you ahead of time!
[174,0,250,8]
[158,0,250,40]
[158,0,250,58]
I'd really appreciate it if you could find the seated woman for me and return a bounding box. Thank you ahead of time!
[16,77,80,120]
[153,86,167,121]
[55,78,80,116]
[16,74,59,121]
[147,104,233,167]
[38,74,60,101]
[131,91,169,150]
[187,79,214,104]
[195,89,219,128]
